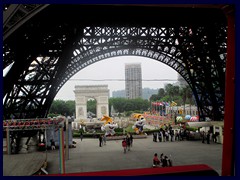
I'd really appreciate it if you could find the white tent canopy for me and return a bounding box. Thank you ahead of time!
[186,121,224,128]
[186,122,212,127]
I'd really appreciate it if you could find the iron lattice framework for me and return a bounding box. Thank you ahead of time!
[3,5,227,121]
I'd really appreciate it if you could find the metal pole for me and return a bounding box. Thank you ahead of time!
[45,127,47,160]
[65,118,69,160]
[6,127,11,155]
[58,127,65,174]
[221,11,235,176]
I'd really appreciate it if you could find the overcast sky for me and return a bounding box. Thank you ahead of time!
[54,56,178,100]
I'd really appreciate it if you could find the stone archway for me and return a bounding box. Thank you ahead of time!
[74,85,109,121]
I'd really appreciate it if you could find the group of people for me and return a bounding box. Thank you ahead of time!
[122,134,133,153]
[201,131,219,144]
[153,153,172,167]
[153,124,186,142]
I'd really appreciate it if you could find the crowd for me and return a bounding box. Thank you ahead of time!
[152,124,219,144]
[152,124,186,142]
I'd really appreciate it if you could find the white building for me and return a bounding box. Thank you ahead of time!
[125,63,142,99]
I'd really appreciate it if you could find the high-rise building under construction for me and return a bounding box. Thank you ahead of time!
[125,63,142,99]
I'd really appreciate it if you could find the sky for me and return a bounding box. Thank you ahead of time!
[54,56,178,100]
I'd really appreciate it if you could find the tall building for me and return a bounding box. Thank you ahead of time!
[125,63,142,99]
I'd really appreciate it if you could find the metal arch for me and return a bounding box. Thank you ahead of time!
[59,25,226,120]
[3,15,227,121]
[59,48,188,90]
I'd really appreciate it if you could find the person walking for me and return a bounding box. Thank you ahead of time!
[158,131,162,142]
[126,134,131,151]
[103,134,107,145]
[162,130,166,142]
[153,132,157,142]
[122,138,127,154]
[50,139,56,150]
[207,131,210,144]
[202,131,205,143]
[170,129,174,142]
[175,130,179,141]
[99,135,103,147]
[80,132,83,141]
[129,134,133,147]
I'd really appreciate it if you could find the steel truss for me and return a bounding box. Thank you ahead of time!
[3,5,227,121]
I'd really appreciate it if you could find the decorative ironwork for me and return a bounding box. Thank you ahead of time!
[3,4,49,41]
[3,116,65,131]
[3,5,227,121]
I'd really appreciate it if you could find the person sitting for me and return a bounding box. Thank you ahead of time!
[160,153,164,164]
[162,156,169,167]
[153,153,160,167]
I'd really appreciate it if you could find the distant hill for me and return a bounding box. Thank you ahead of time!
[112,88,158,100]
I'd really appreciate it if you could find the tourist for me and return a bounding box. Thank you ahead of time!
[158,131,162,142]
[50,139,56,150]
[122,138,127,153]
[80,132,83,141]
[175,130,179,141]
[207,131,210,144]
[126,134,131,151]
[129,134,133,147]
[202,131,206,143]
[162,156,168,167]
[99,135,103,147]
[103,134,107,145]
[153,153,160,167]
[160,153,164,164]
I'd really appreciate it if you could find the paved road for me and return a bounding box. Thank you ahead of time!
[46,136,223,175]
[3,151,47,176]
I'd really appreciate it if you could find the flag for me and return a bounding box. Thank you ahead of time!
[171,101,177,107]
[164,102,170,106]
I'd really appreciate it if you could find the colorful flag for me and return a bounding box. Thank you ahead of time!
[171,101,177,106]
[164,102,170,106]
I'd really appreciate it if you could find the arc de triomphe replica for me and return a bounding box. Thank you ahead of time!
[74,85,109,121]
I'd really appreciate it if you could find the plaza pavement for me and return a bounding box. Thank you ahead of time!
[46,136,223,175]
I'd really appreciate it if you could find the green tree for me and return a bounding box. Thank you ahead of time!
[65,100,75,116]
[186,86,194,115]
[180,86,188,114]
[87,99,97,114]
[109,97,150,113]
[109,98,126,113]
[149,94,160,102]
[172,85,180,97]
[160,95,171,103]
[49,99,75,116]
[165,84,174,100]
[158,88,165,99]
